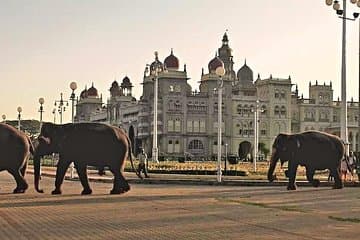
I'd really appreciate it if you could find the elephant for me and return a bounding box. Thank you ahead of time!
[0,123,34,193]
[238,141,253,162]
[33,122,142,195]
[267,131,345,190]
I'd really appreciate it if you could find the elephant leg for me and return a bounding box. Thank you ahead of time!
[75,163,92,195]
[306,167,320,187]
[332,167,343,189]
[8,168,28,194]
[287,162,298,190]
[52,161,71,195]
[109,167,130,194]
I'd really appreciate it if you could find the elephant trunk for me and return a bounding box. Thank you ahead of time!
[33,153,44,193]
[267,148,279,182]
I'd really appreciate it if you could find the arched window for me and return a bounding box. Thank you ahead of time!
[280,106,286,116]
[274,106,280,115]
[188,139,204,150]
[260,123,267,136]
[237,104,242,114]
[280,90,285,99]
[274,89,279,98]
[261,105,267,115]
[244,104,249,115]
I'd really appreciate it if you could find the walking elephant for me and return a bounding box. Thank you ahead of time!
[267,131,345,190]
[33,122,142,195]
[0,123,34,193]
[238,141,253,162]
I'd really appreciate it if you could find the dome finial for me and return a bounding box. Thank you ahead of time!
[171,48,173,55]
[244,58,247,66]
[222,29,229,45]
[154,51,159,60]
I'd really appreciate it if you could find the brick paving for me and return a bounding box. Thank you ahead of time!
[0,171,359,240]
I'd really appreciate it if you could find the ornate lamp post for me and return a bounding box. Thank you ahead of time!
[216,65,225,183]
[17,107,22,131]
[146,51,164,163]
[52,108,56,123]
[224,143,228,175]
[325,0,360,155]
[2,114,6,124]
[38,97,44,132]
[54,93,68,124]
[253,100,265,172]
[69,82,77,123]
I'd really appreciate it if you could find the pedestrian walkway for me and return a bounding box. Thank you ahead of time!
[27,166,360,188]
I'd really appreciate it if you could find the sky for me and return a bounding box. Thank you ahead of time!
[1,0,360,123]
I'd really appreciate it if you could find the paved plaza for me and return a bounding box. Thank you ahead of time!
[0,172,359,240]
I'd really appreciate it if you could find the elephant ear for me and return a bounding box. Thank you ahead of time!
[273,134,286,149]
[38,136,51,145]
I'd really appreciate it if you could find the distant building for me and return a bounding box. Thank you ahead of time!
[75,33,360,158]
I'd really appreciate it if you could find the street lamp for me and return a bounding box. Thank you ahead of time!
[38,97,44,132]
[69,82,77,123]
[54,93,68,124]
[2,114,6,124]
[147,51,164,164]
[358,11,360,152]
[253,99,264,172]
[224,143,228,175]
[325,0,360,155]
[17,106,22,131]
[216,65,225,183]
[52,108,56,124]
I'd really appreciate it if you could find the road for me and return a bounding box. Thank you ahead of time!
[0,172,359,240]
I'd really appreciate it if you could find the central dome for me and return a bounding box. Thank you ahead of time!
[164,49,179,70]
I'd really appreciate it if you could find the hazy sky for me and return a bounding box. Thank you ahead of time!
[1,0,360,122]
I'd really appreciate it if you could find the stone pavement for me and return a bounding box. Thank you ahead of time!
[0,172,360,240]
[0,171,360,240]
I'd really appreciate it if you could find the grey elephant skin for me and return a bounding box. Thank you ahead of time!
[238,141,252,161]
[33,122,141,195]
[267,131,345,190]
[0,123,34,193]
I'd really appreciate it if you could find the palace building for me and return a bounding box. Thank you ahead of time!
[75,33,360,159]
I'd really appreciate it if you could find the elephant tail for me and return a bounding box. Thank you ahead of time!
[27,135,35,156]
[127,135,143,180]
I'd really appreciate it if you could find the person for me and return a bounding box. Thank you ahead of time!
[137,148,149,178]
[348,151,357,182]
[355,154,360,182]
[327,171,334,182]
[340,157,348,182]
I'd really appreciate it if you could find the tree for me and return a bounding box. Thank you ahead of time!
[258,142,270,160]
